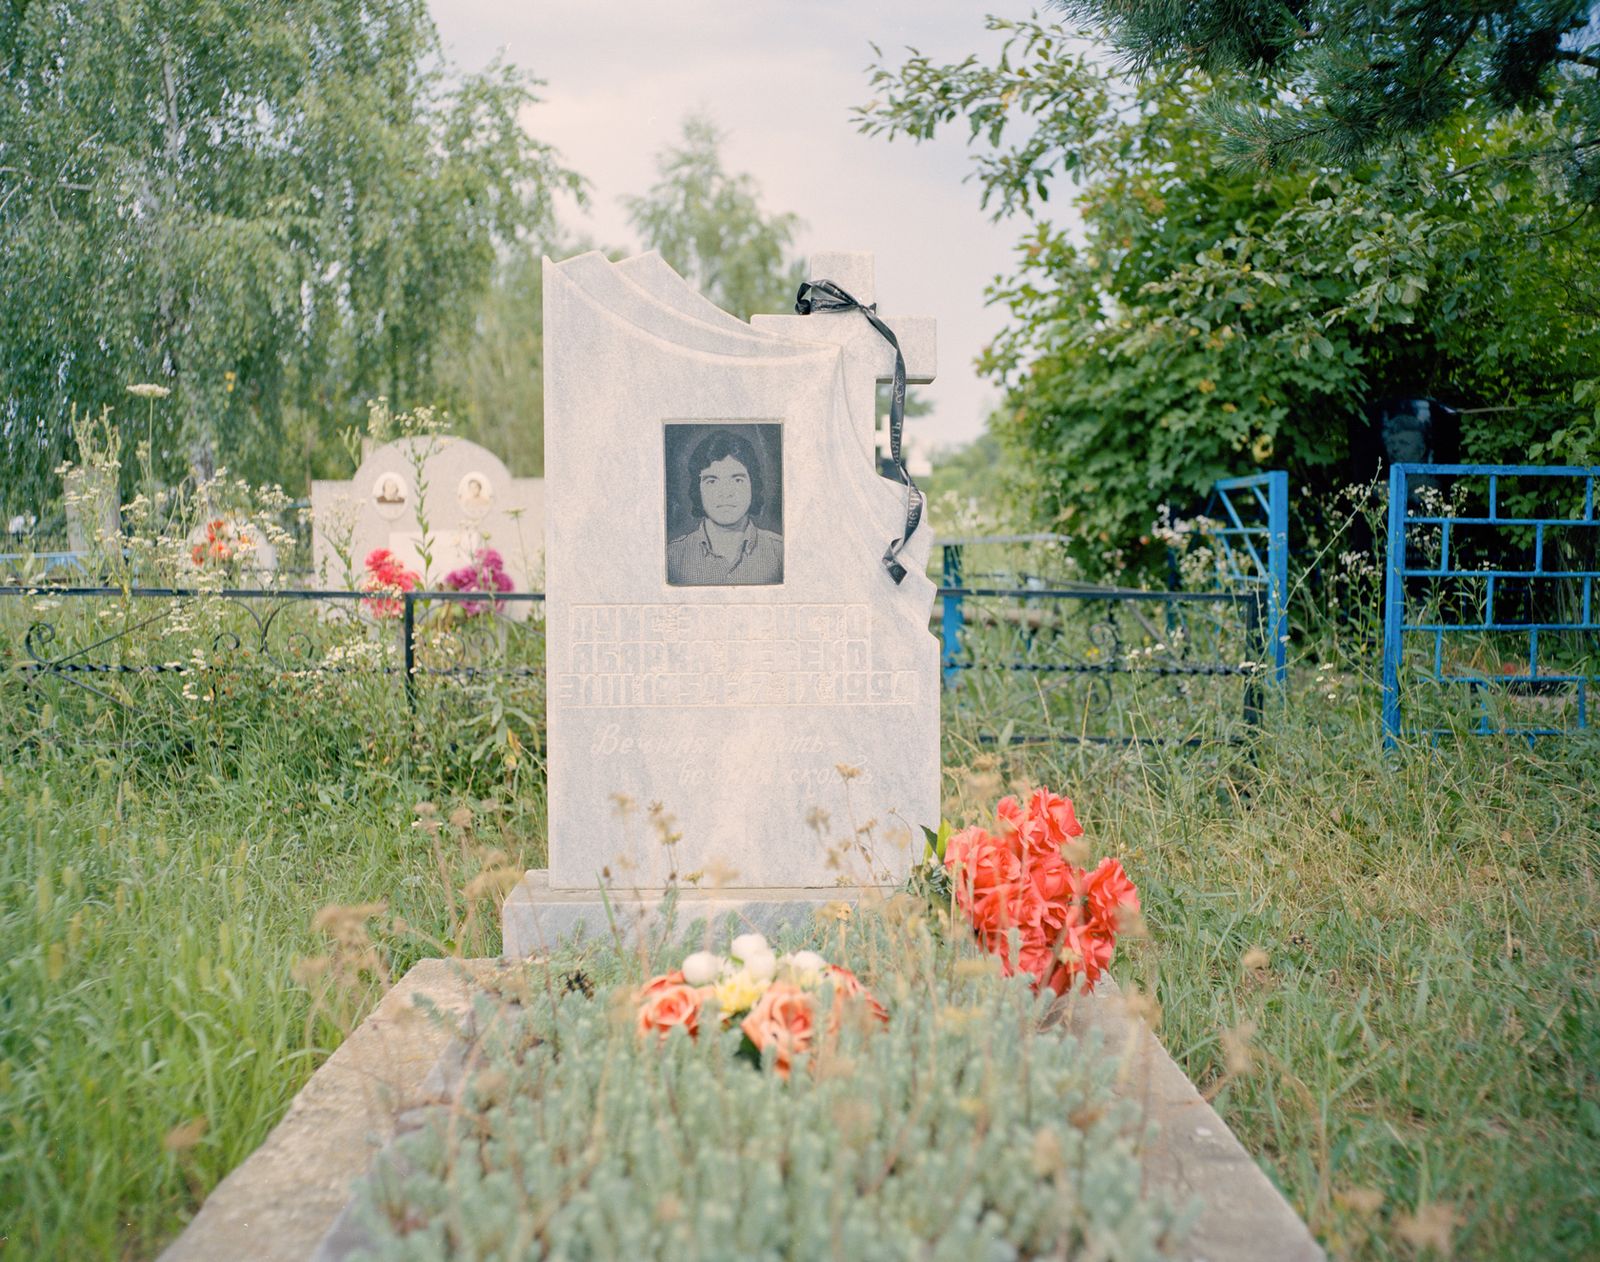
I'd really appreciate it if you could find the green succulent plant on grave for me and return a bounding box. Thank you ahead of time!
[334,914,1188,1261]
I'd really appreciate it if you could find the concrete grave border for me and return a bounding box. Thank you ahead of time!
[161,957,1324,1262]
[157,960,490,1262]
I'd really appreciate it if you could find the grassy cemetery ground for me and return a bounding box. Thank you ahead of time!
[1,655,1596,1258]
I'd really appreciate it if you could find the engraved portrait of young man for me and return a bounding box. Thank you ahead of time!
[665,425,784,586]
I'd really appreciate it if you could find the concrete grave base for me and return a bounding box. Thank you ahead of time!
[501,867,881,957]
[160,957,1325,1262]
[157,959,493,1262]
[1049,983,1326,1262]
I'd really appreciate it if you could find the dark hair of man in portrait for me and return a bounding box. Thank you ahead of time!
[686,429,765,521]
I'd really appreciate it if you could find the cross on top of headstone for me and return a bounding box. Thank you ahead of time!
[752,252,936,461]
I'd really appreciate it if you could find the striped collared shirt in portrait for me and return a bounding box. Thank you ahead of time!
[667,518,783,586]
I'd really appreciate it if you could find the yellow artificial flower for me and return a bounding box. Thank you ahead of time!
[713,969,770,1015]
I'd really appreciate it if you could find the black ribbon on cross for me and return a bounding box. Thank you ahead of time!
[794,278,924,585]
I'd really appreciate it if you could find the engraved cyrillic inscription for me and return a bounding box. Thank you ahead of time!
[556,603,919,709]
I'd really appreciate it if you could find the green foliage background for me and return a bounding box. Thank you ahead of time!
[623,113,806,322]
[0,0,579,512]
[864,18,1600,569]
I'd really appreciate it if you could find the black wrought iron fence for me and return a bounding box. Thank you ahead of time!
[937,582,1269,746]
[2,585,545,708]
[3,581,1265,754]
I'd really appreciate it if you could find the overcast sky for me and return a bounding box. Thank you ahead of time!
[428,2,1053,451]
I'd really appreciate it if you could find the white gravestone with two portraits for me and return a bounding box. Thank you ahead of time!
[309,437,543,613]
[502,250,940,952]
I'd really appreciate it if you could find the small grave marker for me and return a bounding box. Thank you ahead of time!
[310,437,543,605]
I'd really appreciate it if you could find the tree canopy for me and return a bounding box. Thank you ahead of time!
[0,0,580,511]
[622,114,805,321]
[861,15,1600,568]
[1058,0,1600,203]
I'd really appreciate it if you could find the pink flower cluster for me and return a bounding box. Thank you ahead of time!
[442,547,514,615]
[944,789,1139,995]
[360,548,418,620]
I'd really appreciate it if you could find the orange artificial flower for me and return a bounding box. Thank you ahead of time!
[740,982,816,1078]
[824,964,889,1031]
[636,978,708,1041]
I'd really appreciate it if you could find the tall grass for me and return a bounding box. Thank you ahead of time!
[0,735,545,1258]
[3,445,1596,1258]
[941,687,1599,1260]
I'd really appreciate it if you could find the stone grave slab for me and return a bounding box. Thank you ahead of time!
[504,251,939,947]
[310,436,543,614]
[158,959,1326,1262]
[157,959,491,1262]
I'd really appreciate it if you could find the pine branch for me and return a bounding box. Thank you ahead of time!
[1554,48,1600,72]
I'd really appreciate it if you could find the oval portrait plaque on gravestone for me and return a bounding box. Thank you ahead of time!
[458,470,494,517]
[371,472,409,520]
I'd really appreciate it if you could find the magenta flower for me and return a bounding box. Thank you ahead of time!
[442,547,515,615]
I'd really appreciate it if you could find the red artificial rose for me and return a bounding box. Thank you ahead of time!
[946,789,1134,998]
[1044,923,1117,995]
[995,794,1027,837]
[1028,789,1084,847]
[944,825,1024,933]
[740,982,816,1078]
[1084,857,1140,932]
[1015,926,1056,982]
[1025,850,1076,906]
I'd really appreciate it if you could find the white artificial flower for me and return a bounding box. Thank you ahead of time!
[743,949,778,982]
[729,932,769,962]
[778,949,827,986]
[681,951,724,986]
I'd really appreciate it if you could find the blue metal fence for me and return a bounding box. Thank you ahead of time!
[1381,463,1599,745]
[1204,471,1289,686]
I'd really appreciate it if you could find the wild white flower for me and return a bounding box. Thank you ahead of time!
[126,383,171,399]
[681,951,723,986]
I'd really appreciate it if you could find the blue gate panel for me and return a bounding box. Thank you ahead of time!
[1206,471,1288,686]
[1382,464,1599,745]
